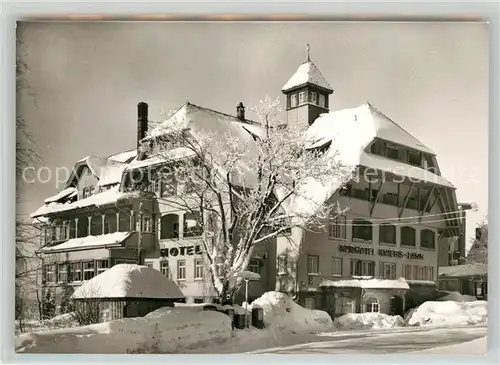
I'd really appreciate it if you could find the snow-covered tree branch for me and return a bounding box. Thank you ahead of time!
[140,96,353,303]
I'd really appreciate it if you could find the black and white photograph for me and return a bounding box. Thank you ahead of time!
[14,21,488,355]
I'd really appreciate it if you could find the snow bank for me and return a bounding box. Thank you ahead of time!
[248,292,333,333]
[438,291,477,302]
[333,312,405,330]
[406,301,487,327]
[16,307,232,354]
[72,264,184,299]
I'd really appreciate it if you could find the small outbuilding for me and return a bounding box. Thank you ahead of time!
[71,264,185,322]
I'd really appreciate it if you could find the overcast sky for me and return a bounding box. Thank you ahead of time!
[17,21,488,248]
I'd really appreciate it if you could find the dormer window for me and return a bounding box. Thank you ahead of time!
[386,144,400,160]
[309,91,318,105]
[290,94,298,108]
[298,91,307,105]
[407,150,422,167]
[318,94,326,108]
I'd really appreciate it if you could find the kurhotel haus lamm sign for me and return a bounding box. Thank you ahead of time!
[338,244,425,260]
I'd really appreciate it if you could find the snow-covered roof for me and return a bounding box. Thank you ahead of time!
[44,187,78,204]
[71,264,185,299]
[282,60,333,92]
[306,103,452,187]
[39,232,133,253]
[319,277,410,290]
[78,155,129,187]
[125,147,195,171]
[107,149,137,163]
[31,186,139,218]
[439,263,487,278]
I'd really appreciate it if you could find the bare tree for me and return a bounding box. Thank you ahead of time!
[141,96,352,303]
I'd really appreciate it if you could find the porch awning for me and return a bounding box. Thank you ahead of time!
[38,231,134,254]
[319,277,410,290]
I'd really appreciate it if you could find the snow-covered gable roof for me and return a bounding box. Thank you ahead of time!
[31,186,139,218]
[77,155,129,187]
[282,61,333,92]
[319,277,410,290]
[439,263,487,278]
[306,103,452,188]
[107,149,138,163]
[44,187,77,204]
[71,264,185,299]
[39,232,133,253]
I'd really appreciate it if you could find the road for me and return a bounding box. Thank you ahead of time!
[247,325,487,354]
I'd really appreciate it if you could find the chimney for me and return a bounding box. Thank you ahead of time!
[236,102,245,121]
[137,102,149,149]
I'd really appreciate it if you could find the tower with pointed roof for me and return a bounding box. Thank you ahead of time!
[282,45,333,128]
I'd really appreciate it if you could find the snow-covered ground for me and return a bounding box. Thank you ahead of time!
[405,300,487,327]
[409,336,487,355]
[15,290,488,354]
[438,291,478,302]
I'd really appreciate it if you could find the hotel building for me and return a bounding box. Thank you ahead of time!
[32,53,462,316]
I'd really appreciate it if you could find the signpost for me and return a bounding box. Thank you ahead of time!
[233,270,261,328]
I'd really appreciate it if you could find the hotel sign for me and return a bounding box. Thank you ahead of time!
[339,244,424,260]
[160,245,203,257]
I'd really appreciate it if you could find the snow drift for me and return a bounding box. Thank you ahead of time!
[72,264,184,299]
[247,291,333,333]
[405,301,487,327]
[333,312,405,330]
[16,307,232,354]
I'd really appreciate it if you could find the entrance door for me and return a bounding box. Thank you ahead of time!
[390,296,404,316]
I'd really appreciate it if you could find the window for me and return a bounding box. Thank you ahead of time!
[248,259,260,274]
[350,259,375,277]
[307,255,319,275]
[339,184,352,197]
[402,264,412,280]
[160,214,179,239]
[194,259,204,279]
[278,255,288,274]
[352,219,373,241]
[401,226,416,247]
[407,150,422,166]
[412,265,419,280]
[386,145,400,160]
[365,298,380,313]
[304,297,315,310]
[43,264,56,283]
[57,263,68,283]
[177,260,186,280]
[96,260,109,275]
[290,94,298,108]
[298,91,307,105]
[83,261,95,281]
[425,266,434,281]
[309,91,317,104]
[318,94,326,108]
[332,257,342,276]
[70,262,82,282]
[421,229,435,249]
[142,217,153,233]
[329,216,347,239]
[160,261,170,278]
[335,297,354,314]
[380,262,396,280]
[370,140,385,156]
[183,211,203,238]
[82,187,91,199]
[161,173,177,197]
[382,192,399,206]
[378,224,395,245]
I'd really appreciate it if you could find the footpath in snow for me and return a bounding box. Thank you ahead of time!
[409,336,487,355]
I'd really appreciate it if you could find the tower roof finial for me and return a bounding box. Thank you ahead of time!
[306,43,311,62]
